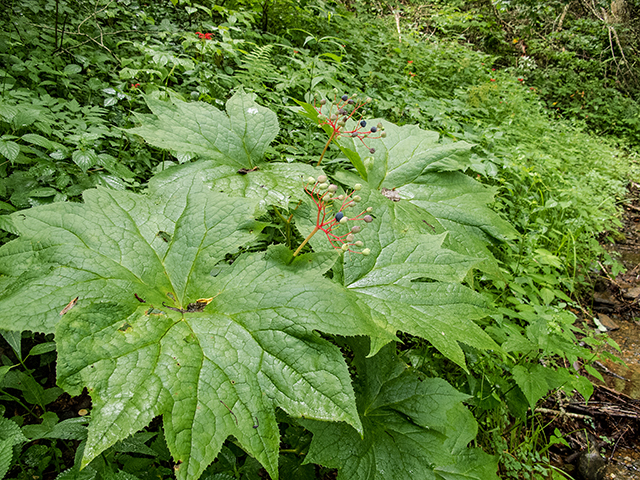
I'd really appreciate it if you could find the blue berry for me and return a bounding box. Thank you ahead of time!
[370,126,377,133]
[335,212,344,222]
[360,120,367,128]
[341,94,349,101]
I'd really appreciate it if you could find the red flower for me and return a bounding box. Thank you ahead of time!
[131,83,140,88]
[293,50,299,54]
[491,68,496,71]
[204,33,212,40]
[518,78,524,82]
[408,60,413,64]
[410,72,416,77]
[490,79,496,82]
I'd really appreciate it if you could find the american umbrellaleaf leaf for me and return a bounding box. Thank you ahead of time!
[302,342,499,480]
[399,172,517,242]
[330,116,517,274]
[148,160,322,213]
[335,118,475,189]
[0,175,390,480]
[294,172,500,368]
[127,89,278,169]
[397,172,518,275]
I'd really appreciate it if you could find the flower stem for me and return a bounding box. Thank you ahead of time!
[316,131,336,167]
[293,225,320,257]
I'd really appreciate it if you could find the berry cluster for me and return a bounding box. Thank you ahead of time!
[195,31,213,40]
[312,92,385,166]
[293,175,373,256]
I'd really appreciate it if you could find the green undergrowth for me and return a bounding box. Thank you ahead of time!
[0,0,636,479]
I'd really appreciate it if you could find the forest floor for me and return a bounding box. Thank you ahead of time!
[544,183,640,480]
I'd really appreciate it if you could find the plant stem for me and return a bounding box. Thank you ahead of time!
[293,226,319,256]
[316,131,336,167]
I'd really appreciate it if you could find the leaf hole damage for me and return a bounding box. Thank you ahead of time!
[161,296,216,313]
[118,322,132,332]
[237,166,259,175]
[156,230,172,242]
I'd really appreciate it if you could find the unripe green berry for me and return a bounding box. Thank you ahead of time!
[346,234,355,242]
[362,248,371,255]
[366,97,372,103]
[353,195,361,202]
[307,177,315,184]
[318,183,329,190]
[381,132,387,138]
[355,240,364,247]
[339,217,348,224]
[366,207,373,212]
[364,215,373,223]
[377,122,383,129]
[338,195,345,200]
[354,183,362,191]
[317,175,327,183]
[328,184,338,192]
[320,99,327,105]
[351,226,361,233]
[341,244,349,251]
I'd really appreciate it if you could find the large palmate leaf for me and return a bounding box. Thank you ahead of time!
[0,175,392,480]
[127,89,278,169]
[397,172,518,274]
[335,118,475,189]
[297,103,516,272]
[295,101,473,187]
[149,160,321,213]
[302,342,500,480]
[293,173,500,368]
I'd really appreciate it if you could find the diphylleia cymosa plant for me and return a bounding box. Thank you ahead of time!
[294,175,373,256]
[313,91,386,166]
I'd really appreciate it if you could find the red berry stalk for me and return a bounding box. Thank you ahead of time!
[313,93,386,167]
[294,175,373,257]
